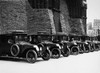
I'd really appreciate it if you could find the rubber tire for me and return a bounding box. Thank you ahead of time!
[26,50,37,63]
[79,44,85,54]
[84,44,90,53]
[94,44,99,51]
[90,44,95,52]
[71,46,79,55]
[62,48,70,57]
[51,48,61,59]
[42,50,51,61]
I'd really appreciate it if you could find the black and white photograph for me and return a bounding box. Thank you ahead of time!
[0,0,100,73]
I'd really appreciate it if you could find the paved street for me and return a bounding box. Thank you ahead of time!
[0,51,100,73]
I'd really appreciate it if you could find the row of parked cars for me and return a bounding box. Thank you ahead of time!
[0,30,100,63]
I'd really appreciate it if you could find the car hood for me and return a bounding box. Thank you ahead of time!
[16,41,33,46]
[41,41,54,44]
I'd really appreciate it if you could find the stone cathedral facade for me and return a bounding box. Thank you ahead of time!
[0,0,87,35]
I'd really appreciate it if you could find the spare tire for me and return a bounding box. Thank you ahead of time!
[11,44,20,57]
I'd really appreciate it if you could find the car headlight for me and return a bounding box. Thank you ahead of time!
[85,42,88,44]
[33,45,39,51]
[39,46,43,51]
[56,44,62,49]
[74,42,77,45]
[46,47,50,50]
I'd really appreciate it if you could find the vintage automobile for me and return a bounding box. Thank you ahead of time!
[51,33,70,57]
[65,35,80,55]
[96,36,100,51]
[52,34,80,56]
[29,32,61,59]
[71,36,85,54]
[85,36,96,52]
[71,35,93,53]
[89,36,100,51]
[74,36,91,53]
[28,35,51,60]
[68,39,79,55]
[0,30,40,63]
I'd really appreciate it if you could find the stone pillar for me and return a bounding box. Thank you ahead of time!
[69,18,85,35]
[60,0,71,35]
[26,1,56,35]
[0,0,27,34]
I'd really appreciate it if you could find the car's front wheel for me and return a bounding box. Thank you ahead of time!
[26,50,37,63]
[51,48,61,59]
[84,44,90,53]
[42,49,51,60]
[94,44,99,51]
[62,46,70,57]
[71,46,79,55]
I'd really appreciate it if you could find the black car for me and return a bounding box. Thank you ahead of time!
[0,31,39,63]
[29,34,52,60]
[85,36,95,52]
[52,33,80,56]
[51,33,70,57]
[70,35,92,53]
[66,35,80,55]
[89,36,100,51]
[29,33,61,59]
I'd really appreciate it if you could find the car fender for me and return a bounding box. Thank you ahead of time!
[16,42,38,54]
[33,45,40,52]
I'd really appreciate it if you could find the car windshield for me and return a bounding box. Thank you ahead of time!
[62,36,68,41]
[38,35,51,41]
[15,35,28,42]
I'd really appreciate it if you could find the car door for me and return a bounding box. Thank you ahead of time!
[0,35,13,56]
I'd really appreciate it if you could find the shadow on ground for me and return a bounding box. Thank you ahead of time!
[0,57,43,64]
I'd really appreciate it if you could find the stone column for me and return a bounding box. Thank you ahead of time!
[0,0,27,34]
[26,1,56,35]
[60,0,71,35]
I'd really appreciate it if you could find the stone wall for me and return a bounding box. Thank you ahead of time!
[69,18,85,35]
[60,0,71,35]
[0,0,86,35]
[0,0,27,34]
[26,1,56,35]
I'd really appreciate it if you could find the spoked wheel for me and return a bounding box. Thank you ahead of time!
[26,50,37,63]
[90,44,95,52]
[51,48,61,59]
[84,44,90,53]
[71,46,79,55]
[94,44,99,51]
[62,47,70,57]
[42,49,51,61]
[79,44,85,54]
[97,45,100,51]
